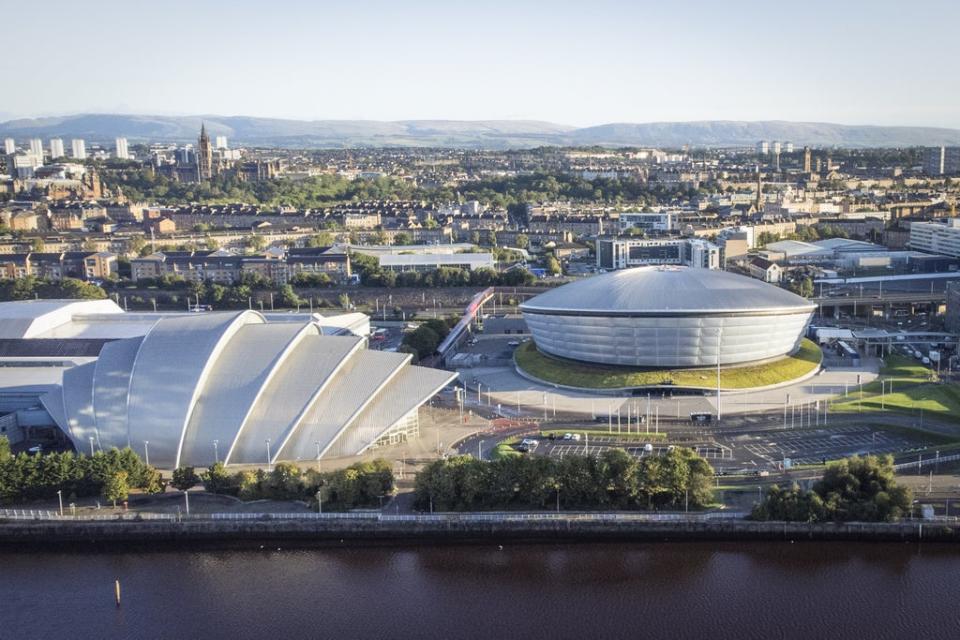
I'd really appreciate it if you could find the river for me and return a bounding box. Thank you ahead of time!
[2,541,958,639]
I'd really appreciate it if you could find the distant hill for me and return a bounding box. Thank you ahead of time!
[1,114,958,149]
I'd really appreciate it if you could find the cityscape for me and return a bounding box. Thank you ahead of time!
[2,1,960,638]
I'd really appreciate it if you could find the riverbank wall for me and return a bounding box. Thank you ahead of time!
[1,515,957,549]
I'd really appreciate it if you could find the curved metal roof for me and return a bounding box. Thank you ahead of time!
[520,266,816,317]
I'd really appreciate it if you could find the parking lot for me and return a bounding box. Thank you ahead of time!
[533,437,728,461]
[722,426,931,467]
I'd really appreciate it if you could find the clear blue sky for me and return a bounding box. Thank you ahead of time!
[3,0,959,127]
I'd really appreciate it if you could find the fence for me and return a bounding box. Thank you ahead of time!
[893,452,960,472]
[0,508,748,524]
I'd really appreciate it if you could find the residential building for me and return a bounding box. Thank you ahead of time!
[215,135,228,150]
[71,139,86,160]
[3,138,14,155]
[49,138,64,159]
[596,237,720,270]
[747,257,782,283]
[115,137,129,160]
[909,218,960,258]
[83,252,118,280]
[923,146,960,176]
[29,138,43,159]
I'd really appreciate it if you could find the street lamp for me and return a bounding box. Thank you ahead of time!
[265,438,272,470]
[88,436,95,456]
[57,490,63,517]
[478,439,484,460]
[213,439,219,464]
[143,441,150,466]
[316,488,323,514]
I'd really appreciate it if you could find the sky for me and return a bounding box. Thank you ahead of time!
[2,0,959,128]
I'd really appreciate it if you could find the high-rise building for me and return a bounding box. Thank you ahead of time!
[756,141,769,155]
[49,138,65,159]
[197,124,213,181]
[215,135,228,150]
[3,138,14,155]
[803,147,812,173]
[71,139,87,160]
[115,137,129,160]
[772,141,782,155]
[29,138,44,159]
[785,142,794,153]
[924,146,960,176]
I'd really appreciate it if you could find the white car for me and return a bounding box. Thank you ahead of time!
[562,433,573,440]
[571,433,582,442]
[644,443,654,453]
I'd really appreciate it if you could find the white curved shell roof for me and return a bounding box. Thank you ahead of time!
[56,312,455,468]
[520,266,816,316]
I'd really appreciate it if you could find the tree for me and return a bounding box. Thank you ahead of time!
[202,462,236,495]
[0,436,9,463]
[545,254,561,276]
[245,234,266,252]
[393,232,412,246]
[515,233,529,250]
[402,325,441,360]
[172,466,200,491]
[103,470,130,507]
[753,455,911,523]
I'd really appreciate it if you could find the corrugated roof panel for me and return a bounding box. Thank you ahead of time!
[274,350,410,463]
[329,365,455,457]
[179,323,311,467]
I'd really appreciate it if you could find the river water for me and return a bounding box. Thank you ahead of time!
[2,541,959,639]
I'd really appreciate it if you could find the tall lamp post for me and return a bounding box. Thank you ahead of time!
[265,438,272,470]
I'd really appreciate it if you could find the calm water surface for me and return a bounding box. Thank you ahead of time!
[2,541,959,639]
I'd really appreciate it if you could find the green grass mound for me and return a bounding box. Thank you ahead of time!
[831,355,960,422]
[515,338,821,390]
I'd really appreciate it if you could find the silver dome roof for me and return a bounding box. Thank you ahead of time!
[520,266,816,317]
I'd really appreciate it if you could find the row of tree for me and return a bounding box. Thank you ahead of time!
[414,447,715,512]
[0,440,162,506]
[752,455,912,523]
[0,277,107,302]
[178,460,393,510]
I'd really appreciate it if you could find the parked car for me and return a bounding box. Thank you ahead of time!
[570,434,582,442]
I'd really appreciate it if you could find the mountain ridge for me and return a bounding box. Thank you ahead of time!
[2,114,958,149]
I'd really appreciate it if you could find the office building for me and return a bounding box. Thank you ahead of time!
[909,218,960,257]
[596,237,720,270]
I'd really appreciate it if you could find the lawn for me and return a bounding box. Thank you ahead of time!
[515,338,821,390]
[830,355,960,422]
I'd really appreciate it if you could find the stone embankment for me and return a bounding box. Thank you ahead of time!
[0,513,956,548]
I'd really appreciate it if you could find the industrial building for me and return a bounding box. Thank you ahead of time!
[520,266,815,367]
[0,300,454,468]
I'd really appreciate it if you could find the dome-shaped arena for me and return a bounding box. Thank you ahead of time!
[519,266,816,367]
